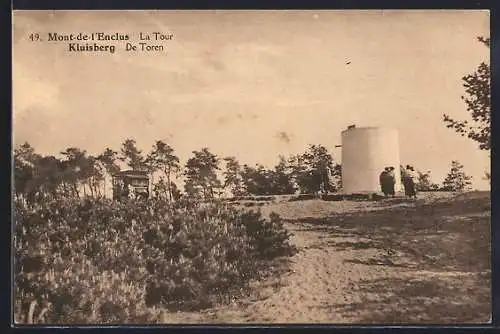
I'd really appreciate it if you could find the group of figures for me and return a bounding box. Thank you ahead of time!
[379,165,418,199]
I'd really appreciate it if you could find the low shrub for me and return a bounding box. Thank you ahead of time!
[14,196,296,324]
[228,196,277,202]
[321,194,344,201]
[255,196,276,202]
[288,194,316,202]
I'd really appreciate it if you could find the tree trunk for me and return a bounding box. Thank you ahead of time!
[166,168,172,203]
[89,179,94,197]
[209,185,214,200]
[72,184,80,198]
[100,178,104,197]
[61,182,67,197]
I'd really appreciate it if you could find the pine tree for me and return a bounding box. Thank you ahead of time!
[223,157,245,197]
[184,148,221,200]
[442,160,473,192]
[415,170,439,191]
[146,140,180,202]
[119,139,147,171]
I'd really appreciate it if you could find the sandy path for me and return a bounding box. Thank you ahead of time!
[160,221,399,324]
[219,225,357,323]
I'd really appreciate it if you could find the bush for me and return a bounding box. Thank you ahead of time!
[321,194,344,201]
[288,194,316,201]
[14,196,296,324]
[227,195,276,202]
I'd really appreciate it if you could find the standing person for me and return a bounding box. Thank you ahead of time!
[387,167,396,197]
[402,165,417,199]
[408,166,418,199]
[379,167,390,197]
[379,168,388,197]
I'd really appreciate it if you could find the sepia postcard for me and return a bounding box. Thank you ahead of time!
[12,10,491,325]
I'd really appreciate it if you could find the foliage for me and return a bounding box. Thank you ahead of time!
[60,147,102,197]
[145,141,180,202]
[240,164,271,196]
[331,164,342,191]
[184,148,222,200]
[14,196,296,324]
[442,160,473,192]
[14,143,108,203]
[169,181,183,201]
[237,145,339,196]
[151,177,169,200]
[152,178,182,202]
[13,142,40,197]
[415,170,440,191]
[443,37,490,151]
[13,142,298,324]
[289,145,339,194]
[223,157,246,197]
[119,139,148,171]
[272,156,296,195]
[96,148,121,176]
[240,163,293,196]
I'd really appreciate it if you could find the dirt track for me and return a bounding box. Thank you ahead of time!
[160,192,491,324]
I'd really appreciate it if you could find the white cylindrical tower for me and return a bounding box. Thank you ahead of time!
[341,126,402,194]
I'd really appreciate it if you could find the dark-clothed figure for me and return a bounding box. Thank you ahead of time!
[380,167,396,197]
[379,169,388,196]
[402,165,417,199]
[386,167,396,197]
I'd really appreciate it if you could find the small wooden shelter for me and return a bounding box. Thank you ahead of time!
[112,170,149,200]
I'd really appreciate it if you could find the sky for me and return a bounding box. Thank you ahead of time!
[12,10,490,190]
